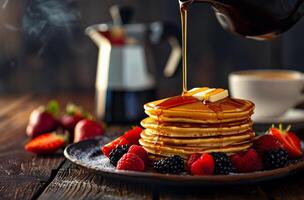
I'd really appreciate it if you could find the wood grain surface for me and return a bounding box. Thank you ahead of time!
[0,94,303,200]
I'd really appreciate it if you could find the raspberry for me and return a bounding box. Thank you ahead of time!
[263,149,288,169]
[253,135,283,153]
[128,145,148,163]
[153,155,185,174]
[116,153,145,172]
[109,145,130,166]
[187,153,201,172]
[230,149,264,173]
[190,153,214,175]
[211,152,234,175]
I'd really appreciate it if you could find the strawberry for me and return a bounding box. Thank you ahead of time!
[101,126,143,157]
[26,100,60,138]
[253,135,283,153]
[116,153,145,172]
[268,124,303,158]
[25,132,67,154]
[123,126,143,145]
[102,137,129,157]
[74,119,104,143]
[60,103,92,134]
[190,153,214,175]
[230,149,263,173]
[61,114,84,135]
[187,153,201,172]
[128,145,148,163]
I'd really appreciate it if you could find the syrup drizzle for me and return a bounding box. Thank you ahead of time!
[180,2,190,95]
[156,96,198,110]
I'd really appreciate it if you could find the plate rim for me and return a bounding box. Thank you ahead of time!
[64,139,304,186]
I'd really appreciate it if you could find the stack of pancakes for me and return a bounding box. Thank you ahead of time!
[139,93,255,160]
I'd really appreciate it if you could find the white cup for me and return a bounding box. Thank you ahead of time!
[229,69,304,118]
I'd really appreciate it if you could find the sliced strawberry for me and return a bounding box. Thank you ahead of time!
[123,126,142,145]
[268,125,303,158]
[101,126,143,157]
[102,137,129,157]
[25,133,67,154]
[286,132,302,150]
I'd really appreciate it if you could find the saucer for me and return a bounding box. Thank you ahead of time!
[253,109,304,131]
[253,109,304,123]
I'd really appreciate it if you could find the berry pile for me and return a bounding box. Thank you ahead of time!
[102,125,303,175]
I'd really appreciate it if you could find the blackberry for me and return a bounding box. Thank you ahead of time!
[287,157,304,165]
[211,152,234,175]
[109,145,130,166]
[263,149,288,169]
[153,155,185,174]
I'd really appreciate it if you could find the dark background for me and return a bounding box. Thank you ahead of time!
[0,0,303,98]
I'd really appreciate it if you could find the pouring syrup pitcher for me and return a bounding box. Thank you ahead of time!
[180,0,304,40]
[86,5,181,124]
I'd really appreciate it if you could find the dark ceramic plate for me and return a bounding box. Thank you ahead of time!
[64,138,304,186]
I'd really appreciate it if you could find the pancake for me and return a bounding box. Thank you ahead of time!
[141,130,255,146]
[144,97,254,123]
[139,139,253,159]
[141,117,253,137]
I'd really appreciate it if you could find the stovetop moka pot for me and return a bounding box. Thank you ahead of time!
[86,5,181,124]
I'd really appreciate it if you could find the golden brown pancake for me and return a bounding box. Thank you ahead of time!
[140,138,253,159]
[141,117,253,137]
[144,97,254,123]
[141,130,255,146]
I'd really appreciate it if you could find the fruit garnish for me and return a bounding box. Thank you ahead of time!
[122,126,143,145]
[109,145,130,166]
[74,119,104,143]
[153,155,185,174]
[116,153,145,172]
[187,153,201,172]
[268,124,303,158]
[253,135,283,153]
[25,132,68,154]
[128,145,148,163]
[190,153,214,175]
[230,149,263,173]
[211,152,234,175]
[263,148,288,169]
[101,126,143,157]
[102,137,129,157]
[26,100,60,138]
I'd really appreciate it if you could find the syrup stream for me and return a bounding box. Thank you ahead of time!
[180,2,190,95]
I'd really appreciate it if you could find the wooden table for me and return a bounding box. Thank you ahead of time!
[1,94,304,200]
